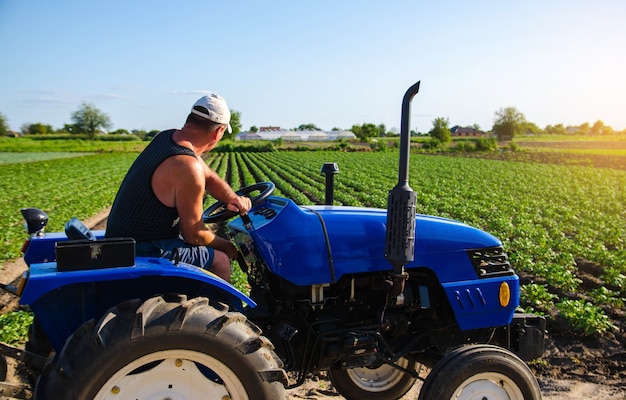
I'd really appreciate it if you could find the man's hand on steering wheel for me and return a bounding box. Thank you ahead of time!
[202,182,275,224]
[227,195,252,215]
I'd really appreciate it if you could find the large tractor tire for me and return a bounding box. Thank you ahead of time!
[35,294,287,400]
[329,357,419,400]
[418,344,541,400]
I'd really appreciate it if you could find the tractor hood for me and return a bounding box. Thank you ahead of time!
[229,197,502,286]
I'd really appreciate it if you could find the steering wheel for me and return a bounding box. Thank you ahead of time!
[202,182,275,224]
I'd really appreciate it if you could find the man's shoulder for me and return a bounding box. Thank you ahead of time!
[157,154,204,179]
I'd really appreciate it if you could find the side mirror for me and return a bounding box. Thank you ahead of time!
[21,208,48,236]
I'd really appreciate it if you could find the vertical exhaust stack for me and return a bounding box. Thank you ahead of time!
[320,162,339,205]
[385,81,420,297]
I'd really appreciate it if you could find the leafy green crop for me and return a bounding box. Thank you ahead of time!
[520,284,557,315]
[556,299,617,335]
[0,310,33,345]
[0,153,136,262]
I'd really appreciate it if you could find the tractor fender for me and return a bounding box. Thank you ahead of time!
[20,257,255,308]
[21,257,256,352]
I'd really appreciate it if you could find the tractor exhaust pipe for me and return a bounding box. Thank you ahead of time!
[385,81,420,297]
[320,162,339,205]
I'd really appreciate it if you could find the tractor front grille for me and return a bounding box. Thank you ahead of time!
[467,246,514,278]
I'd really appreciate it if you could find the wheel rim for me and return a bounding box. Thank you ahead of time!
[452,372,525,400]
[345,358,412,392]
[93,349,248,400]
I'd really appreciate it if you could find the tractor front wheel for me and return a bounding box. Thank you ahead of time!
[418,344,541,400]
[35,294,287,400]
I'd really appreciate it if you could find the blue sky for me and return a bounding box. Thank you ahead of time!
[1,1,624,133]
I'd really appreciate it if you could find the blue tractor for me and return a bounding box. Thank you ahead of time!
[1,82,545,399]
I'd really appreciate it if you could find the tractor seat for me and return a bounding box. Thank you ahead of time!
[64,217,97,241]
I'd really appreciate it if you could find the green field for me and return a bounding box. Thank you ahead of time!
[0,152,94,164]
[0,140,624,336]
[0,153,137,260]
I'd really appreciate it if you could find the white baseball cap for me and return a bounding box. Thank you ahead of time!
[191,93,232,133]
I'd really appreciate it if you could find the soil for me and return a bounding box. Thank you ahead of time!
[1,209,625,399]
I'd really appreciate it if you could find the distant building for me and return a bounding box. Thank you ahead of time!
[235,130,356,141]
[450,126,485,137]
[259,126,282,132]
[237,132,263,140]
[307,131,329,141]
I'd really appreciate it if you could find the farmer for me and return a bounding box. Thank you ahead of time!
[105,93,251,281]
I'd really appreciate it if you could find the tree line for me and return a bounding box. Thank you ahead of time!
[426,106,625,148]
[0,102,244,141]
[1,103,624,142]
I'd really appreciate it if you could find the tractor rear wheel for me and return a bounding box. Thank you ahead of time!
[329,357,419,400]
[35,294,287,400]
[418,344,541,400]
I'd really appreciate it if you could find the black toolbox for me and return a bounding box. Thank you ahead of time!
[56,238,135,271]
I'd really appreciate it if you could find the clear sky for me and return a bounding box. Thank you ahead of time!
[1,1,624,134]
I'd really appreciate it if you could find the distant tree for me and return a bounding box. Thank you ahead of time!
[27,123,55,135]
[590,120,608,135]
[144,130,160,140]
[492,106,526,141]
[429,117,451,144]
[297,123,321,131]
[361,123,380,138]
[521,121,541,135]
[578,122,590,135]
[591,120,603,135]
[129,129,147,140]
[378,123,386,137]
[71,102,112,139]
[0,112,8,136]
[331,127,341,131]
[109,128,130,135]
[544,124,567,135]
[60,123,76,134]
[250,125,258,133]
[226,110,242,139]
[350,123,379,141]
